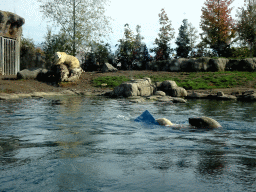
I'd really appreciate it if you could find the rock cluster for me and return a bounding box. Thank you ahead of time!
[101,63,118,73]
[50,64,83,82]
[17,68,48,80]
[159,80,187,97]
[111,77,155,97]
[17,65,83,83]
[149,57,256,72]
[186,90,256,101]
[109,77,187,99]
[0,90,94,100]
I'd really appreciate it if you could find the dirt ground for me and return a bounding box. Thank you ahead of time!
[0,70,255,95]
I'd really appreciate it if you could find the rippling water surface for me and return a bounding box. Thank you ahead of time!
[0,96,256,191]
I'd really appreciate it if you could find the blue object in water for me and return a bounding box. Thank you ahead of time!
[134,110,159,125]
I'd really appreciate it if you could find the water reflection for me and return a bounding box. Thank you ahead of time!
[0,136,20,167]
[197,149,226,176]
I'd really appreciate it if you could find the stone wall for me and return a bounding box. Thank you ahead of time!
[148,57,256,72]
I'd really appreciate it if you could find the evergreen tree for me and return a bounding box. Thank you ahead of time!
[175,19,191,58]
[42,27,72,69]
[115,24,136,70]
[236,0,256,57]
[151,8,175,60]
[94,42,111,65]
[187,22,199,57]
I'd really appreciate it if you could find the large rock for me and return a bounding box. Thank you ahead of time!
[160,80,187,97]
[192,57,211,72]
[189,116,221,129]
[182,58,196,72]
[111,77,155,97]
[237,90,256,101]
[177,58,190,72]
[208,58,229,71]
[0,11,25,39]
[169,59,181,72]
[169,58,211,72]
[239,58,256,71]
[150,60,170,71]
[17,68,48,80]
[225,59,241,71]
[102,63,118,73]
[186,91,208,99]
[51,64,83,82]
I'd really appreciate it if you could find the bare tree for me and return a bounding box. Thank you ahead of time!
[38,0,113,55]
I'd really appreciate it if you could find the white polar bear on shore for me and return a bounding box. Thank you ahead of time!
[54,52,80,69]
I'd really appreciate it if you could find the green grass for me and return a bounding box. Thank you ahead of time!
[92,71,256,90]
[93,76,130,88]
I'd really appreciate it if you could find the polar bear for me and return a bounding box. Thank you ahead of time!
[156,118,173,126]
[156,116,221,129]
[54,52,80,69]
[135,110,221,129]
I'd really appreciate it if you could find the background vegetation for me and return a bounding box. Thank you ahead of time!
[20,0,256,71]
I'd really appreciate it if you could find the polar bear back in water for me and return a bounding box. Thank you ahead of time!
[156,118,173,126]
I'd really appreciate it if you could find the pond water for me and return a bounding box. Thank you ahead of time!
[0,96,256,192]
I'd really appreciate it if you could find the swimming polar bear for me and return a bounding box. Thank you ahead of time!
[54,52,80,69]
[156,118,173,126]
[157,116,221,129]
[135,110,221,129]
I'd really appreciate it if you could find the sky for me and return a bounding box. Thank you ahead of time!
[1,0,245,53]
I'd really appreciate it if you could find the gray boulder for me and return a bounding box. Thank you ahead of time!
[178,58,190,72]
[239,58,256,71]
[217,95,237,100]
[237,90,256,101]
[186,92,208,99]
[169,59,187,71]
[208,58,229,71]
[192,57,211,72]
[111,77,155,97]
[172,97,187,103]
[154,91,166,96]
[160,80,187,97]
[189,116,221,129]
[226,59,241,71]
[102,63,118,73]
[150,60,170,71]
[17,68,48,80]
[51,64,83,82]
[170,87,187,97]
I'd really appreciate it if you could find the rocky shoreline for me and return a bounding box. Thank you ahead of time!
[1,70,256,102]
[1,82,255,103]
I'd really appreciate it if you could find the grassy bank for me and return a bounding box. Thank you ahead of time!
[93,71,256,90]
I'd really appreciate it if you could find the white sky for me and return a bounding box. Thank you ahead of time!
[1,0,245,53]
